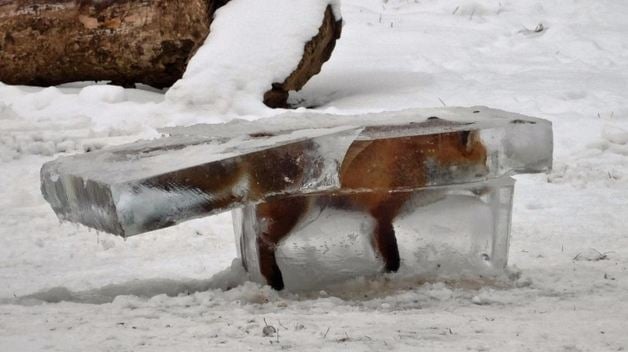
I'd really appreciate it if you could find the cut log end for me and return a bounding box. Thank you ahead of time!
[263,6,343,109]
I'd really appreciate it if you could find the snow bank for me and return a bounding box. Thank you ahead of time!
[165,0,341,114]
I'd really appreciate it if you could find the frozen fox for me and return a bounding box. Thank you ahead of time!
[249,128,489,290]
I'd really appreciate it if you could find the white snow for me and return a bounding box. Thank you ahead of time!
[78,85,126,104]
[166,0,341,114]
[1,0,628,350]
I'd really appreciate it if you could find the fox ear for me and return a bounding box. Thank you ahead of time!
[461,131,479,153]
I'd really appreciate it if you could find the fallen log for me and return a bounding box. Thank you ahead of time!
[0,0,342,108]
[0,0,213,88]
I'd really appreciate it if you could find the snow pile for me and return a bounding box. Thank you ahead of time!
[0,81,165,159]
[166,0,341,114]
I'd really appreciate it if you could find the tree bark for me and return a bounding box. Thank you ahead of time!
[0,0,212,88]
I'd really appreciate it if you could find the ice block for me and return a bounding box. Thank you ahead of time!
[41,106,553,238]
[234,177,515,291]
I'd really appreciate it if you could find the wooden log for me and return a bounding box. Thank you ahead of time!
[0,0,213,88]
[0,0,342,107]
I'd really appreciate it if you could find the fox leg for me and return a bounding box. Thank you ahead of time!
[255,197,308,290]
[369,193,410,272]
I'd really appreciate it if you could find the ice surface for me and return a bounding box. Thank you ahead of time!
[41,126,362,236]
[234,177,515,291]
[41,106,552,237]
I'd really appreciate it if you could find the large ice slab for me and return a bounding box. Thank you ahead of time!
[41,126,362,236]
[41,106,552,237]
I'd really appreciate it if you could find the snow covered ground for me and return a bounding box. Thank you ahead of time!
[1,0,628,350]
